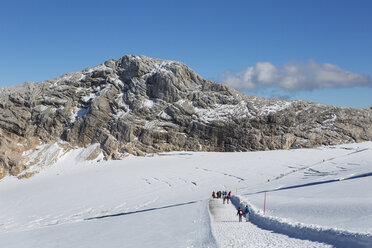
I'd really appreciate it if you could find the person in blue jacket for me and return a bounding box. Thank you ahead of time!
[244,205,251,222]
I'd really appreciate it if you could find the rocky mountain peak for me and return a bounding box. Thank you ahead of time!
[116,55,206,102]
[1,54,372,179]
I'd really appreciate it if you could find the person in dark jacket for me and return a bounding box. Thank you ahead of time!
[237,207,244,222]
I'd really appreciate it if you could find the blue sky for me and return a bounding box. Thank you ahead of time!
[1,0,371,108]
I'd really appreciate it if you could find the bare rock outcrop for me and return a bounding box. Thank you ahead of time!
[1,55,371,179]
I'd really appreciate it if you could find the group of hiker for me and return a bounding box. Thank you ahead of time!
[237,205,251,222]
[212,190,252,222]
[212,190,232,204]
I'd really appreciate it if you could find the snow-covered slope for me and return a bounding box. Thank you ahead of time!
[0,142,371,247]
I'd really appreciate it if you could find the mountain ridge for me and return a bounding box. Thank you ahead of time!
[1,54,371,179]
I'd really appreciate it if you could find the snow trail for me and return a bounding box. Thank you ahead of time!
[208,199,331,248]
[232,196,372,248]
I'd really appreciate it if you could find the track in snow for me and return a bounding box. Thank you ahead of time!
[208,199,331,248]
[260,147,371,187]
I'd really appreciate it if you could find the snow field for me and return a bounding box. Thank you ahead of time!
[239,144,372,234]
[0,142,371,247]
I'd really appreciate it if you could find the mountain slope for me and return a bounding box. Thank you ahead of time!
[1,55,372,178]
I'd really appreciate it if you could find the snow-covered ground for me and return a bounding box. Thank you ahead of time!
[0,142,371,247]
[209,199,331,247]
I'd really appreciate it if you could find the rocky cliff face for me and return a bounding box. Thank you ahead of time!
[1,55,372,179]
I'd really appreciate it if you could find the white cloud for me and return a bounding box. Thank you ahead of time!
[222,61,372,91]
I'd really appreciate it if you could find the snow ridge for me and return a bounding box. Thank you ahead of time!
[231,196,372,248]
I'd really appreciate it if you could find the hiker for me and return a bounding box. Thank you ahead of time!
[212,191,216,198]
[237,207,244,222]
[223,195,226,204]
[226,194,230,204]
[245,205,251,222]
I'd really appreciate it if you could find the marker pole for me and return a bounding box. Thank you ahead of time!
[264,192,267,216]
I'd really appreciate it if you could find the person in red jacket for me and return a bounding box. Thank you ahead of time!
[237,207,244,222]
[212,191,216,198]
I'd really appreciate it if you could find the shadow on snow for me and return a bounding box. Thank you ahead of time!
[245,171,372,196]
[84,201,198,221]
